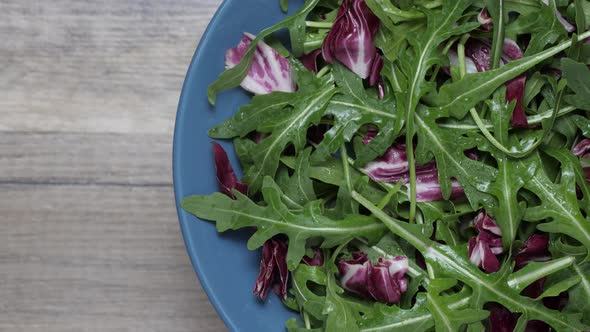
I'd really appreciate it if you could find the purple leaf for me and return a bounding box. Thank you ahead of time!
[299,49,322,73]
[302,248,324,266]
[514,234,551,299]
[368,53,384,87]
[464,39,492,72]
[338,252,408,304]
[478,8,493,31]
[468,211,503,273]
[574,140,590,182]
[502,39,528,129]
[226,32,296,95]
[363,142,410,182]
[488,235,565,331]
[322,0,380,80]
[474,210,502,236]
[459,38,529,128]
[362,134,465,202]
[414,166,465,202]
[541,0,575,32]
[254,238,289,300]
[212,142,249,199]
[573,139,590,159]
[489,303,518,332]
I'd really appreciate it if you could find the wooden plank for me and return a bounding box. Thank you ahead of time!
[0,131,172,186]
[0,184,225,331]
[0,131,227,330]
[0,0,222,134]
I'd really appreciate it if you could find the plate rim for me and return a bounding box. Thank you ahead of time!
[172,0,237,331]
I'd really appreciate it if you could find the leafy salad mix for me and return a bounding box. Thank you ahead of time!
[181,0,590,330]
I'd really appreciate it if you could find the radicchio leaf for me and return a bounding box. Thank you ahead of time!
[254,237,289,300]
[573,139,590,182]
[468,211,503,273]
[362,134,465,202]
[299,49,322,73]
[226,32,296,95]
[478,8,492,31]
[322,0,380,80]
[338,252,408,304]
[514,234,551,299]
[212,142,248,199]
[488,234,566,332]
[541,0,575,33]
[302,248,324,266]
[213,143,289,301]
[460,39,528,128]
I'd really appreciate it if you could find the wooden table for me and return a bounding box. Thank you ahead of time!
[0,1,227,330]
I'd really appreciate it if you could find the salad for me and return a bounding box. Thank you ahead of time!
[181,0,590,331]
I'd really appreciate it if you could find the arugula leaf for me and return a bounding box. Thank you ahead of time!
[182,177,387,270]
[291,264,327,320]
[358,294,435,331]
[323,262,362,332]
[564,263,590,325]
[523,0,568,56]
[353,191,590,331]
[312,64,396,163]
[396,0,478,220]
[562,58,590,111]
[521,149,590,253]
[477,95,529,248]
[276,148,317,209]
[437,31,590,119]
[207,0,320,105]
[415,106,497,208]
[214,67,338,192]
[426,278,489,331]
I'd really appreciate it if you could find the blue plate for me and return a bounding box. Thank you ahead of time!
[173,1,304,331]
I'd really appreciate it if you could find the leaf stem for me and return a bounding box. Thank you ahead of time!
[305,21,334,28]
[457,34,471,80]
[406,131,417,224]
[489,0,505,70]
[316,65,330,79]
[351,191,429,252]
[507,257,575,291]
[438,106,576,130]
[341,145,356,212]
[470,80,566,158]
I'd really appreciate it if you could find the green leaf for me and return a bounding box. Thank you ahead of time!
[352,191,590,331]
[507,256,576,293]
[522,0,568,56]
[182,177,387,270]
[521,149,590,252]
[358,294,435,331]
[427,279,489,331]
[562,58,590,111]
[222,69,337,192]
[564,263,590,325]
[286,318,323,332]
[323,268,361,332]
[415,107,497,208]
[206,0,320,105]
[436,32,590,119]
[278,148,317,208]
[291,264,327,320]
[209,93,296,139]
[571,114,590,137]
[538,275,581,299]
[479,95,529,248]
[280,0,289,12]
[312,64,396,162]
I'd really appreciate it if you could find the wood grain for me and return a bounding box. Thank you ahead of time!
[0,0,227,331]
